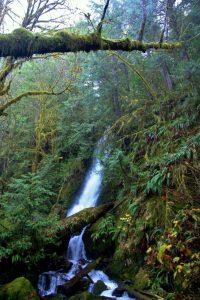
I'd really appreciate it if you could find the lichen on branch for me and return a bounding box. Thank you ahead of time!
[0,87,70,116]
[0,27,182,58]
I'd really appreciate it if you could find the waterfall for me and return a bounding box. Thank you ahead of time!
[67,158,103,217]
[38,141,134,299]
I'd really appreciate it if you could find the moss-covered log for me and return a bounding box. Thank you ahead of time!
[0,28,182,58]
[53,203,113,244]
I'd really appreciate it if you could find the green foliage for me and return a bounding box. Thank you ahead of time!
[0,173,60,265]
[91,214,116,242]
[147,208,200,294]
[146,168,170,194]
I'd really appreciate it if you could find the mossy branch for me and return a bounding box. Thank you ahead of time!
[0,87,69,115]
[0,28,182,58]
[0,80,12,96]
[0,57,15,81]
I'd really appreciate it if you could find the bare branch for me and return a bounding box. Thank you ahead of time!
[0,0,15,28]
[97,0,110,35]
[22,0,69,30]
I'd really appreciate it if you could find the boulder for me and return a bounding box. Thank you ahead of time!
[92,280,107,295]
[133,268,151,290]
[112,287,125,297]
[0,277,39,300]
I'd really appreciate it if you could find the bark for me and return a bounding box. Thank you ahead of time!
[0,28,182,58]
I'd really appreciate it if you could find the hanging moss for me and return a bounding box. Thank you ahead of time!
[0,27,182,58]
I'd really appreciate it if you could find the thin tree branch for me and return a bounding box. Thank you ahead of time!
[97,0,110,35]
[0,86,70,115]
[138,0,147,42]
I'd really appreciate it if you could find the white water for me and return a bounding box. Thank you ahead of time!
[38,142,134,299]
[67,158,103,217]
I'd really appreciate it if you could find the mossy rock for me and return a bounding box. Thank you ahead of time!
[133,268,151,290]
[0,277,39,300]
[92,280,107,295]
[106,254,138,282]
[68,291,106,300]
[83,217,115,258]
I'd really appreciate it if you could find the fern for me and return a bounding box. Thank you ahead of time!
[146,168,169,194]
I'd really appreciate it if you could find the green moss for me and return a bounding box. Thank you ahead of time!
[133,268,151,290]
[92,280,107,295]
[106,259,139,282]
[68,292,105,300]
[83,216,115,258]
[0,277,39,300]
[0,27,182,58]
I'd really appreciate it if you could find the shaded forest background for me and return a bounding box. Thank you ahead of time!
[0,0,200,299]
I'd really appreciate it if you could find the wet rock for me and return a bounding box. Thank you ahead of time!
[0,277,39,300]
[112,287,125,297]
[92,280,107,295]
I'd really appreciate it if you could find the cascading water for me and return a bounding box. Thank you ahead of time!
[38,141,134,299]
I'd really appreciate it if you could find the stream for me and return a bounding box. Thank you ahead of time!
[38,144,134,299]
